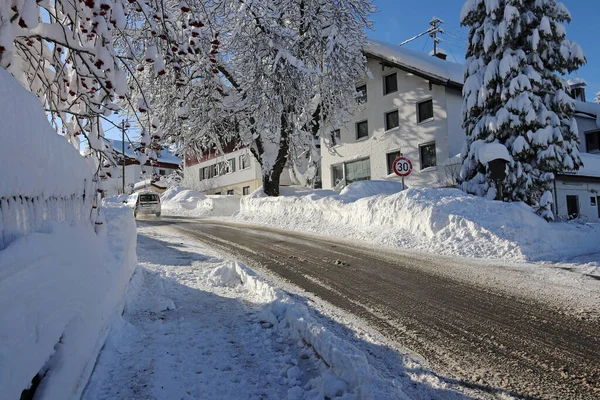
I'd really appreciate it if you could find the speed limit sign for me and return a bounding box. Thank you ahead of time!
[393,157,412,177]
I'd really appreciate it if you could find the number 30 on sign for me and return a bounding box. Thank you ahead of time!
[392,157,412,177]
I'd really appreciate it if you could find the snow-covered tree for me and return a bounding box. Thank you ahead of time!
[138,0,374,196]
[459,0,585,220]
[0,0,208,203]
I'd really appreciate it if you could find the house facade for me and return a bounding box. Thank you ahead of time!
[553,97,600,220]
[320,40,465,190]
[321,39,600,221]
[183,144,295,196]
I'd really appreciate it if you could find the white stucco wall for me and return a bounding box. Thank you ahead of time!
[183,148,295,195]
[321,57,463,189]
[575,114,599,154]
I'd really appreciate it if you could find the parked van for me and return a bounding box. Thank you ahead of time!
[126,191,161,218]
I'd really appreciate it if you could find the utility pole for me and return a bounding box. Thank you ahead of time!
[429,17,443,56]
[121,119,126,194]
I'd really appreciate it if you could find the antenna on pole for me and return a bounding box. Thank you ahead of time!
[429,17,443,57]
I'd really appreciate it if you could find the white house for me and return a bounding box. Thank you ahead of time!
[321,39,600,221]
[321,39,465,190]
[107,139,181,195]
[182,143,296,196]
[553,94,600,220]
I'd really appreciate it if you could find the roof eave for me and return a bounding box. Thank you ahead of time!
[364,52,464,89]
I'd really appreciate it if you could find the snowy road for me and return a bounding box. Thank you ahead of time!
[140,217,600,400]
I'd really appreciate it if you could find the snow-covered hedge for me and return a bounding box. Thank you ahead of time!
[236,182,600,262]
[0,68,95,250]
[0,68,137,399]
[0,205,137,399]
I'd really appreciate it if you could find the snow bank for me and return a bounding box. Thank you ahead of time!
[199,261,403,399]
[160,186,240,217]
[0,205,137,400]
[0,68,93,200]
[236,185,600,262]
[0,68,95,250]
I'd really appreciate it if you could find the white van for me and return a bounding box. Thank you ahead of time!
[126,192,161,218]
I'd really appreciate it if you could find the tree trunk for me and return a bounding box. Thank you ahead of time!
[262,171,282,196]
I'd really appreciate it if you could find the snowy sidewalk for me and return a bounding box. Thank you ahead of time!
[83,230,315,399]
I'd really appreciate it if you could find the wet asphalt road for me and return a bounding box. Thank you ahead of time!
[140,217,600,399]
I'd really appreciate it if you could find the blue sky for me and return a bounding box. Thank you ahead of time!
[368,0,600,98]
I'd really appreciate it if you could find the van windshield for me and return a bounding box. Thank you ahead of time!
[139,194,158,202]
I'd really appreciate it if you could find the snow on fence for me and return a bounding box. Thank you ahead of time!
[0,190,93,251]
[0,68,95,250]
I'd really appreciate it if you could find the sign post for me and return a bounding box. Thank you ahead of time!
[392,156,412,189]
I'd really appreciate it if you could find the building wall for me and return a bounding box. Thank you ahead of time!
[321,57,462,189]
[576,114,598,154]
[183,148,294,196]
[554,178,600,221]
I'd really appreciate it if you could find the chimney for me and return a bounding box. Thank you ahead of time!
[568,78,587,102]
[429,48,447,60]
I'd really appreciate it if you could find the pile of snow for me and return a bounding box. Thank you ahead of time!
[235,183,600,262]
[0,205,137,399]
[160,186,240,217]
[202,261,400,398]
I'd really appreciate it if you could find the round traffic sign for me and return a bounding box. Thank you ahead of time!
[393,157,412,177]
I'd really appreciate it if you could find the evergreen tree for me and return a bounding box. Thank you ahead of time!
[459,0,585,220]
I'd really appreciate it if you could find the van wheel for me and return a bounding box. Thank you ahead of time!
[155,212,161,217]
[134,211,137,218]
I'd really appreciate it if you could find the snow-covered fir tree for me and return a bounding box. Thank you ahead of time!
[136,0,374,196]
[459,0,585,220]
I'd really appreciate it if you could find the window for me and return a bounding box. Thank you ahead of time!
[227,189,234,195]
[345,158,371,184]
[386,151,402,174]
[383,73,397,95]
[585,130,600,153]
[419,142,437,169]
[332,164,344,186]
[159,169,166,176]
[591,197,597,207]
[356,120,368,140]
[417,99,434,123]
[227,158,236,173]
[243,186,250,195]
[215,192,221,195]
[199,169,203,181]
[240,154,251,170]
[566,195,579,219]
[332,160,371,187]
[385,110,399,131]
[212,164,219,177]
[332,129,341,144]
[356,84,367,104]
[201,166,211,180]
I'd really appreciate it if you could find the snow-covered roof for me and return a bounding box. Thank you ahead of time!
[566,153,600,178]
[574,99,600,119]
[110,139,182,166]
[364,39,464,86]
[134,179,168,191]
[567,78,586,87]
